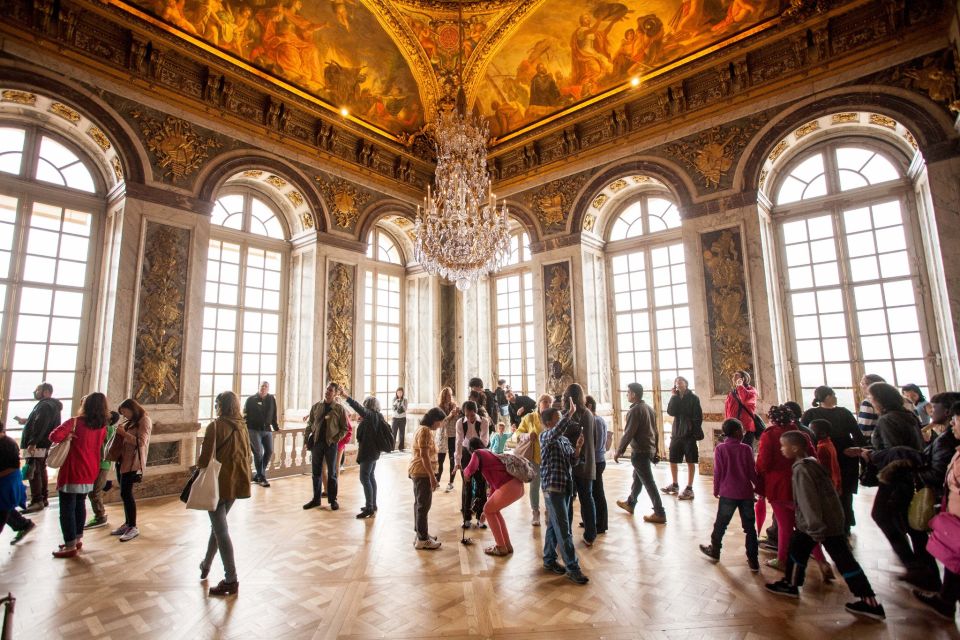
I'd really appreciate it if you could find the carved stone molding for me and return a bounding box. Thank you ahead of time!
[700,228,753,396]
[664,121,762,191]
[528,173,589,234]
[543,260,574,397]
[315,176,373,230]
[133,222,189,405]
[325,262,355,391]
[130,111,222,183]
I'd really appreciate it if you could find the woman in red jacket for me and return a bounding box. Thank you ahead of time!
[724,371,758,446]
[47,393,109,558]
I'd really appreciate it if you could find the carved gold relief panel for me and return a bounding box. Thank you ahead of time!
[326,262,355,391]
[700,227,753,396]
[543,260,574,396]
[133,222,190,405]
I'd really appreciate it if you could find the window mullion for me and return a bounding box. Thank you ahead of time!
[832,203,864,387]
[643,248,663,423]
[233,243,248,392]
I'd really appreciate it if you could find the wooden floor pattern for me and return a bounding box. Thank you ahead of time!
[1,455,958,639]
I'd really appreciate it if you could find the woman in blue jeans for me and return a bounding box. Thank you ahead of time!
[343,390,385,518]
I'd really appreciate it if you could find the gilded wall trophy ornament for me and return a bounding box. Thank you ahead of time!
[531,174,588,231]
[700,228,753,396]
[665,123,759,190]
[130,111,222,182]
[315,176,372,229]
[543,261,575,396]
[134,223,189,405]
[326,262,355,390]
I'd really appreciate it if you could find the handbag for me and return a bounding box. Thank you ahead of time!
[927,512,960,574]
[513,433,536,462]
[909,486,937,531]
[46,418,77,468]
[186,421,221,511]
[179,468,200,503]
[859,458,879,487]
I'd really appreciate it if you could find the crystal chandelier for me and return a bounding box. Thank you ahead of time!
[414,5,509,291]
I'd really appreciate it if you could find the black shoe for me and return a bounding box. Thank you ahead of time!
[10,520,36,545]
[462,521,472,529]
[252,475,261,484]
[543,561,566,575]
[765,579,799,598]
[209,580,239,596]
[330,501,339,511]
[199,561,210,580]
[356,509,374,519]
[748,556,760,573]
[913,590,956,620]
[844,600,885,621]
[566,569,589,585]
[302,500,321,510]
[903,568,942,593]
[699,544,720,562]
[260,479,270,487]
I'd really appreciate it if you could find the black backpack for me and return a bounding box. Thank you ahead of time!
[375,415,394,453]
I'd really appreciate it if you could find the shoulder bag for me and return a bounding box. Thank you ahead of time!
[186,421,222,511]
[46,418,77,468]
[513,433,536,462]
[908,486,937,531]
[732,391,766,437]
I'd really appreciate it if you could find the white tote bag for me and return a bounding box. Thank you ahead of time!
[46,419,77,469]
[186,421,221,511]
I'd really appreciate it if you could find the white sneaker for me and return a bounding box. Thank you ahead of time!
[445,483,454,492]
[532,510,541,527]
[415,537,442,550]
[119,526,140,542]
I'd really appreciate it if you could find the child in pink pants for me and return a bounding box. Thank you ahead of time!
[463,437,524,556]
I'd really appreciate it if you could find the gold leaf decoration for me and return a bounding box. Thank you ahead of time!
[130,111,222,181]
[701,228,753,395]
[608,178,629,193]
[325,262,354,390]
[134,223,189,404]
[393,216,412,228]
[869,113,897,129]
[631,175,652,184]
[582,213,596,232]
[768,140,789,163]
[591,194,608,210]
[242,169,264,178]
[666,124,760,190]
[50,102,81,124]
[87,127,111,151]
[794,121,820,140]
[1,90,36,105]
[315,177,371,229]
[532,174,588,230]
[758,168,769,191]
[904,131,919,150]
[543,261,574,396]
[266,174,287,188]
[831,112,859,125]
[111,156,123,182]
[286,190,304,207]
[300,212,315,229]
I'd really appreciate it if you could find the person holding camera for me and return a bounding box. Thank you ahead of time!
[725,371,759,447]
[664,376,703,500]
[615,382,666,524]
[110,398,151,542]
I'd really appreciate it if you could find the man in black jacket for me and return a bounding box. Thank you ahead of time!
[469,378,498,422]
[507,390,537,428]
[244,381,279,487]
[663,376,703,500]
[918,392,960,503]
[16,382,62,512]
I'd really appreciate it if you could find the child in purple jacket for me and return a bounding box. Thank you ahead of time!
[699,419,760,572]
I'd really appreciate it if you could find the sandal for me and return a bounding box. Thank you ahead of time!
[484,545,509,557]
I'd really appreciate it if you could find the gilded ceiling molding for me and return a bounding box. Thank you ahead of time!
[365,0,440,119]
[134,222,189,405]
[326,262,355,391]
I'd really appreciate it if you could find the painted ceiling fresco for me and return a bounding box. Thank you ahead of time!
[476,0,780,138]
[123,0,782,140]
[132,0,426,134]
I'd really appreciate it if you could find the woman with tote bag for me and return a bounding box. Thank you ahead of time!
[196,391,252,596]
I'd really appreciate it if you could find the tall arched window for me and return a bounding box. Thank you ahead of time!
[772,139,931,408]
[363,225,403,414]
[199,190,288,421]
[606,190,691,444]
[493,227,535,395]
[0,125,103,427]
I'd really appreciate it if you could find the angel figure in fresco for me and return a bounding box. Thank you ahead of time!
[251,0,327,85]
[711,0,763,33]
[219,4,255,57]
[569,12,618,99]
[669,0,707,38]
[330,0,357,32]
[155,0,199,34]
[410,19,440,64]
[193,0,226,46]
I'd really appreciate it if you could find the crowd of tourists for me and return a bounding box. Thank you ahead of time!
[3,371,960,623]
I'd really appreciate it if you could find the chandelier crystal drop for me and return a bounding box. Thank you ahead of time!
[414,105,510,291]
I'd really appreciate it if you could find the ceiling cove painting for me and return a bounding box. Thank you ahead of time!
[475,0,780,139]
[127,0,426,135]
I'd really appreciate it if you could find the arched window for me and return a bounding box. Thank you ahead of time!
[606,191,692,445]
[493,228,535,395]
[363,224,404,414]
[772,139,928,408]
[199,190,288,421]
[0,125,102,426]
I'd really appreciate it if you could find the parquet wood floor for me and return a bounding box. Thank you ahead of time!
[1,455,958,639]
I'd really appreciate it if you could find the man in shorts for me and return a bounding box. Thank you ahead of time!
[663,376,703,500]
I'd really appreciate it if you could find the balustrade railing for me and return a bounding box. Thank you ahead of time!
[196,427,312,478]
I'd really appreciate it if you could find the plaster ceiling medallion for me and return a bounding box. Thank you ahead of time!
[113,0,783,143]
